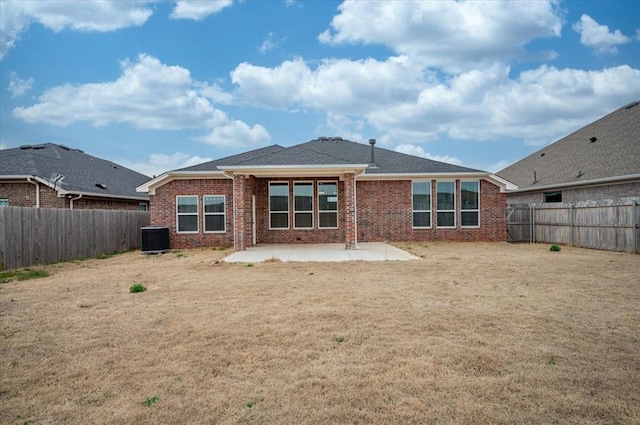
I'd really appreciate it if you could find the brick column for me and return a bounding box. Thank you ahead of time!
[344,172,357,249]
[233,174,247,251]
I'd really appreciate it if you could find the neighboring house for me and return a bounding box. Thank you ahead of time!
[0,143,150,210]
[137,137,514,251]
[498,100,640,205]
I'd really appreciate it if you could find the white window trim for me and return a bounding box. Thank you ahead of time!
[176,195,198,234]
[412,180,432,229]
[203,195,226,233]
[318,181,339,229]
[269,181,290,230]
[460,180,480,228]
[436,180,456,229]
[293,181,314,230]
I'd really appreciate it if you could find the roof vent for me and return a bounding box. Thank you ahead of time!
[19,145,32,150]
[576,170,584,178]
[95,183,107,190]
[589,136,597,143]
[540,153,545,157]
[318,137,329,141]
[622,100,639,110]
[31,144,46,150]
[59,144,71,150]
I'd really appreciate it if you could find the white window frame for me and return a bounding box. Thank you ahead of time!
[176,195,198,234]
[203,195,226,233]
[436,181,456,228]
[0,199,8,207]
[460,180,480,228]
[317,181,339,229]
[293,181,314,230]
[269,181,290,230]
[412,180,432,229]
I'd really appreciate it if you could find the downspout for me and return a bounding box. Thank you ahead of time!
[26,177,40,208]
[69,194,82,210]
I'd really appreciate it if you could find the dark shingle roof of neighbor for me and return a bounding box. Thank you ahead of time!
[177,137,484,174]
[0,143,150,200]
[497,100,640,190]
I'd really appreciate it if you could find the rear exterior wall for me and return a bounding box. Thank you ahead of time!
[506,181,640,205]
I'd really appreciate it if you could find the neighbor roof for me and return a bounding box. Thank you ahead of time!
[0,143,150,200]
[178,137,484,174]
[497,100,640,190]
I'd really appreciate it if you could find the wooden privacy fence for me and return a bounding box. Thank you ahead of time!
[507,201,639,253]
[0,207,150,270]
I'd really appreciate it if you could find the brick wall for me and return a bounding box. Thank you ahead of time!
[357,179,506,242]
[506,181,640,205]
[0,182,146,210]
[149,178,235,249]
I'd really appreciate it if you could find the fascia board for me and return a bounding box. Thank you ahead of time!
[137,171,228,195]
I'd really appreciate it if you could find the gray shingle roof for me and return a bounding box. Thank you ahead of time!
[1,143,150,200]
[176,137,483,174]
[497,100,640,189]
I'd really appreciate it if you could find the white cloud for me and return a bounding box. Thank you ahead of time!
[572,14,631,55]
[259,31,284,54]
[197,120,271,148]
[395,144,462,166]
[7,71,34,97]
[170,0,233,20]
[319,0,562,72]
[0,0,153,60]
[485,160,513,174]
[13,54,271,148]
[118,152,213,177]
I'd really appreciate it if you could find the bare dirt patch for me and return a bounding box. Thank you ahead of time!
[1,243,639,424]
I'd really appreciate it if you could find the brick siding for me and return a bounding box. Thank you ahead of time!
[506,181,640,205]
[148,176,506,250]
[0,182,146,210]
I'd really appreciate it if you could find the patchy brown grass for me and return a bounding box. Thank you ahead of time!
[1,243,639,424]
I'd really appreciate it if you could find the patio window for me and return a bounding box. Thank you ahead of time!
[294,182,313,229]
[203,195,225,232]
[318,182,338,228]
[269,182,289,229]
[436,181,455,228]
[412,181,431,228]
[176,195,198,233]
[461,181,479,227]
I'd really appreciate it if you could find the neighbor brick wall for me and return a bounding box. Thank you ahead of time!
[357,179,506,242]
[0,182,144,210]
[149,178,234,249]
[506,181,640,205]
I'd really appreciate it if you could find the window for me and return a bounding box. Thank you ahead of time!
[318,182,338,228]
[461,181,479,227]
[0,199,8,207]
[204,195,225,232]
[436,181,455,228]
[269,182,289,229]
[544,191,562,203]
[412,181,431,228]
[294,182,313,229]
[138,203,148,211]
[176,196,198,233]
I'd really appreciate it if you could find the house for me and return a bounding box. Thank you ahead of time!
[0,143,150,210]
[497,100,640,205]
[137,137,514,251]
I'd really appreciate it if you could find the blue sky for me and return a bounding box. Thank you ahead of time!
[1,0,639,177]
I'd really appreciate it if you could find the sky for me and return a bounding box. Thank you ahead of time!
[1,0,639,178]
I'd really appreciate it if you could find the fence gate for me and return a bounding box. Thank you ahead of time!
[507,205,532,243]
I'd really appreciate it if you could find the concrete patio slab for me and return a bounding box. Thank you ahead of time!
[223,242,419,263]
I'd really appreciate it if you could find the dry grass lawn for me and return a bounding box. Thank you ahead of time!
[1,242,639,424]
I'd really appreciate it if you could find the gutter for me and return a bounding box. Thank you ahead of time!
[26,177,40,208]
[69,194,83,209]
[506,173,640,193]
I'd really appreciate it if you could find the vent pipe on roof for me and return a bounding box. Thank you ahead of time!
[369,139,378,169]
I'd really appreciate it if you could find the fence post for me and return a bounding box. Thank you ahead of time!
[633,199,638,254]
[570,204,574,247]
[531,205,536,244]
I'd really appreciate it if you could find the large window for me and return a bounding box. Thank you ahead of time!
[461,181,479,227]
[204,195,225,232]
[412,181,431,228]
[176,195,198,233]
[318,182,338,228]
[294,182,313,229]
[436,181,455,228]
[269,182,289,229]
